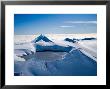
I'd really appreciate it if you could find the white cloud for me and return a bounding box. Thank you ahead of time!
[65,21,97,24]
[60,25,74,28]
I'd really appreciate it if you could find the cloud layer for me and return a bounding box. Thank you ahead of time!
[65,21,97,24]
[60,25,74,28]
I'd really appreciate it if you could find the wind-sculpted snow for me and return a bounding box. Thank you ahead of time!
[14,48,97,76]
[76,40,97,61]
[14,34,97,76]
[20,51,67,61]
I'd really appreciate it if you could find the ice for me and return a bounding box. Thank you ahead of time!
[14,34,97,76]
[14,48,97,76]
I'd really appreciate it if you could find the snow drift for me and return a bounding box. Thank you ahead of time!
[14,34,97,76]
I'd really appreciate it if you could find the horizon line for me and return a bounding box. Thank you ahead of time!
[14,33,97,35]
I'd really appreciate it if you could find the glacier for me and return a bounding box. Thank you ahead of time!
[14,34,97,76]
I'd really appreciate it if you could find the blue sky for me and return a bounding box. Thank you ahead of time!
[14,14,97,35]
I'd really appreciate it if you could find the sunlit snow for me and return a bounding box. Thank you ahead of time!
[14,34,97,76]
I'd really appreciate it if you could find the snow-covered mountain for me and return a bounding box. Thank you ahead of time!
[14,34,97,76]
[33,34,53,43]
[33,34,73,52]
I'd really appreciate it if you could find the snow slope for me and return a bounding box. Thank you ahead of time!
[14,48,96,76]
[14,34,97,76]
[76,39,97,61]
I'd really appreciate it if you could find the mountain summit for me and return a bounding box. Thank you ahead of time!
[33,34,52,43]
